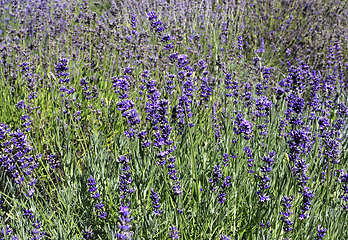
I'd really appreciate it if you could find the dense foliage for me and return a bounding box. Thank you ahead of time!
[1,0,348,239]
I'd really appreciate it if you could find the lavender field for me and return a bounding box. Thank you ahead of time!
[1,0,348,239]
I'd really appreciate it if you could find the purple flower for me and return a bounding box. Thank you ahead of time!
[82,229,94,239]
[1,128,37,185]
[168,226,180,239]
[48,153,60,170]
[220,234,231,240]
[16,101,26,109]
[237,36,243,50]
[286,94,305,117]
[255,96,272,117]
[256,151,275,203]
[209,163,231,204]
[218,176,231,204]
[280,196,294,233]
[223,153,229,166]
[91,192,100,199]
[95,202,104,210]
[117,156,134,199]
[233,114,253,140]
[338,170,348,210]
[243,146,254,173]
[255,38,265,54]
[211,103,222,146]
[87,176,107,219]
[87,176,97,192]
[0,225,17,240]
[314,225,327,240]
[25,188,35,198]
[116,203,133,239]
[150,188,162,216]
[55,57,70,84]
[225,72,239,97]
[122,109,141,126]
[286,126,314,220]
[177,55,189,69]
[22,210,45,239]
[172,182,182,195]
[147,11,164,33]
[98,212,107,219]
[147,11,157,21]
[209,164,222,192]
[199,77,212,102]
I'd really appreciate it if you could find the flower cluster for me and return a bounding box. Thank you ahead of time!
[225,72,239,98]
[54,57,82,119]
[209,164,231,204]
[279,61,310,96]
[237,35,243,58]
[165,74,176,95]
[199,76,212,104]
[0,196,18,240]
[218,176,231,204]
[115,203,134,240]
[314,225,327,240]
[1,0,348,239]
[144,78,174,155]
[130,14,137,35]
[259,221,271,229]
[48,153,60,170]
[220,234,231,240]
[113,71,141,139]
[55,57,70,84]
[167,157,182,196]
[173,74,195,134]
[117,155,135,199]
[0,125,39,185]
[80,78,98,101]
[255,150,275,202]
[168,226,180,239]
[255,37,265,54]
[280,196,294,233]
[150,188,162,216]
[211,103,222,148]
[286,128,314,220]
[20,62,39,101]
[244,146,254,173]
[81,229,94,240]
[254,96,272,118]
[115,155,134,239]
[233,113,253,140]
[0,225,18,240]
[209,163,222,192]
[222,153,229,167]
[23,209,46,240]
[338,169,348,210]
[87,175,107,219]
[147,11,164,33]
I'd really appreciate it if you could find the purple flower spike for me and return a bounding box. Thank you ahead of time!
[82,229,94,239]
[314,225,327,240]
[116,202,133,239]
[280,196,294,233]
[168,226,180,239]
[87,175,107,219]
[150,188,162,216]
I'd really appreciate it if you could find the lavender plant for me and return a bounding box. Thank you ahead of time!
[0,0,347,239]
